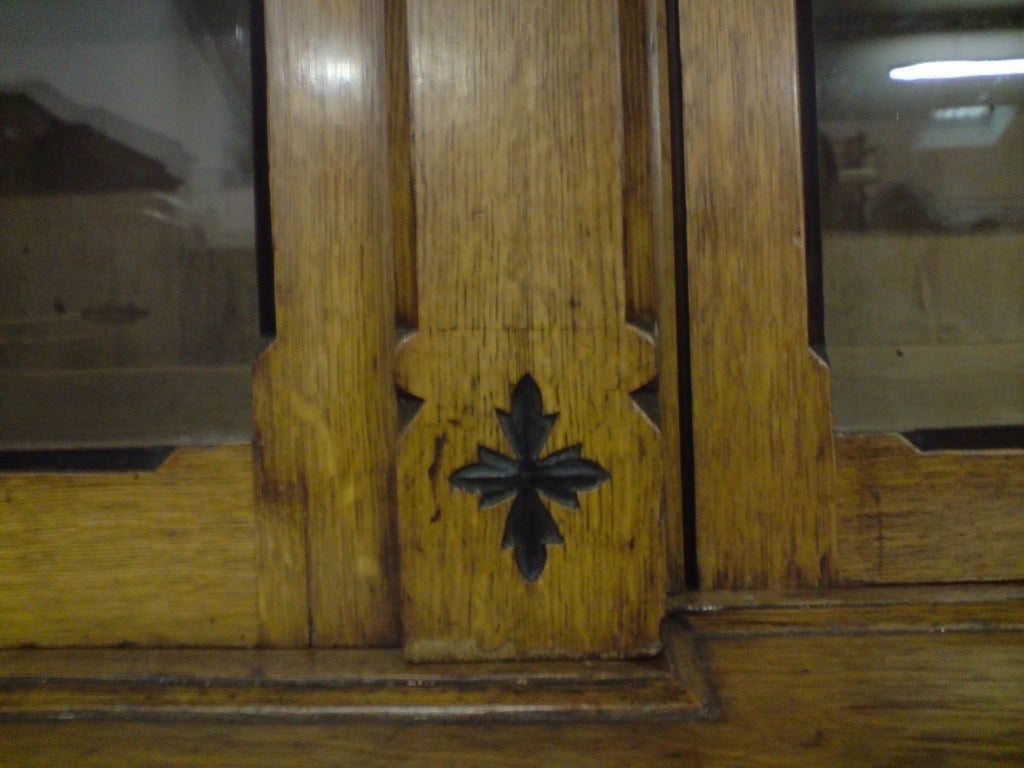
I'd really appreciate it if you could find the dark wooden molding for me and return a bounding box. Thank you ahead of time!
[0,620,713,724]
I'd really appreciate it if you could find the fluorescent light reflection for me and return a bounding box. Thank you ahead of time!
[931,105,993,121]
[890,58,1024,81]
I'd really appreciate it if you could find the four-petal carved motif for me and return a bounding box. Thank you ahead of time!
[449,374,610,582]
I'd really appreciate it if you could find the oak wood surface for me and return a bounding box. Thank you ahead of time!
[4,601,1022,766]
[394,0,664,660]
[681,598,1024,636]
[674,581,1024,612]
[0,622,707,723]
[647,0,687,594]
[254,0,401,647]
[0,445,258,647]
[678,0,837,589]
[835,433,1024,584]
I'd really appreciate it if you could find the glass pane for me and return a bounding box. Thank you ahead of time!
[812,0,1024,433]
[0,0,264,450]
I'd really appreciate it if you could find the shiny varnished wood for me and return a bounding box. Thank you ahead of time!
[677,0,837,588]
[395,0,665,660]
[0,446,258,646]
[4,596,1022,766]
[254,0,401,647]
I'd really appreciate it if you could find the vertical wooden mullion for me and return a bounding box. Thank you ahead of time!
[677,0,837,589]
[255,0,400,646]
[395,0,665,661]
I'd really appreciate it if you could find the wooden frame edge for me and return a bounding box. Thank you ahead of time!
[0,620,711,724]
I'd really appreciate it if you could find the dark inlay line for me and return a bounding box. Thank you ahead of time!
[902,426,1024,452]
[665,0,699,591]
[250,0,276,339]
[0,447,175,473]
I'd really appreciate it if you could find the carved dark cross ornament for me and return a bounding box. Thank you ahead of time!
[449,374,610,583]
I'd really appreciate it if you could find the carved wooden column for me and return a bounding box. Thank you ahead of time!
[395,0,665,661]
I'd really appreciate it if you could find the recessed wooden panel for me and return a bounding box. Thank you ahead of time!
[836,433,1024,584]
[0,446,258,647]
[395,0,665,661]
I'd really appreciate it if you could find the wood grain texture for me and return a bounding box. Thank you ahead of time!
[678,0,837,589]
[648,0,687,594]
[5,608,1023,765]
[683,599,1024,636]
[835,433,1024,584]
[0,446,258,647]
[0,622,707,723]
[395,0,664,661]
[673,582,1024,612]
[386,0,418,331]
[255,0,401,647]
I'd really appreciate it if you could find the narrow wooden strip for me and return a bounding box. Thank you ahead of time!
[684,600,1024,637]
[386,0,418,330]
[835,433,1024,584]
[678,0,836,589]
[672,583,1024,612]
[0,649,667,687]
[0,446,258,647]
[649,0,687,593]
[0,680,700,724]
[255,0,401,647]
[618,0,657,324]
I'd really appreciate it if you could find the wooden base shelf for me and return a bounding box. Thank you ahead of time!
[0,620,713,724]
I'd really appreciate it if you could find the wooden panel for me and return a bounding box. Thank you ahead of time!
[836,433,1024,584]
[678,0,837,588]
[254,0,400,647]
[395,0,664,660]
[6,614,1024,765]
[0,446,258,647]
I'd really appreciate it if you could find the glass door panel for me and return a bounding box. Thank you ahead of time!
[0,0,265,451]
[812,0,1023,434]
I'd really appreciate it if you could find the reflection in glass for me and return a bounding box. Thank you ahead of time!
[0,0,263,450]
[812,1,1024,432]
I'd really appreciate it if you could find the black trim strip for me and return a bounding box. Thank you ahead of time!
[0,447,175,472]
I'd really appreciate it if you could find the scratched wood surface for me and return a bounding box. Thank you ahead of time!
[395,0,665,660]
[678,0,837,589]
[0,621,708,722]
[254,0,401,647]
[835,433,1024,584]
[0,445,258,647]
[5,599,1023,766]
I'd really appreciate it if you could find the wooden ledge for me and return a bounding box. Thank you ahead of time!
[0,620,714,723]
[672,584,1024,638]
